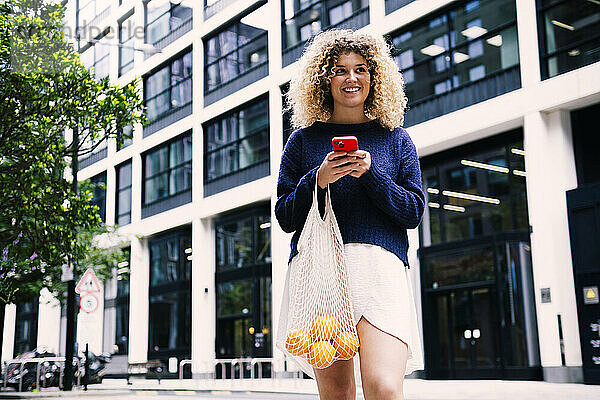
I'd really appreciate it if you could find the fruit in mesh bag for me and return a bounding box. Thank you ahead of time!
[307,340,336,369]
[285,329,311,356]
[309,314,341,341]
[333,331,360,359]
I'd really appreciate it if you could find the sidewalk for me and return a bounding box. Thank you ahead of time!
[0,378,599,399]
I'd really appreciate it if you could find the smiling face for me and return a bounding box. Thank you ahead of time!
[329,52,371,118]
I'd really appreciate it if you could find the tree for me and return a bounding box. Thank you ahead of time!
[0,0,144,313]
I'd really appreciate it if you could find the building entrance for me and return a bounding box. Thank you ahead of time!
[421,233,542,380]
[430,285,498,377]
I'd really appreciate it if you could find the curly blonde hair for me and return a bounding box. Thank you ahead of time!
[285,29,407,131]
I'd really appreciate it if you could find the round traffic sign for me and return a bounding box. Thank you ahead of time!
[79,294,99,314]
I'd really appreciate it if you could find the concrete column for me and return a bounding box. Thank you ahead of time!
[516,0,541,87]
[37,289,61,354]
[523,110,581,382]
[1,304,16,363]
[128,236,149,363]
[191,217,216,377]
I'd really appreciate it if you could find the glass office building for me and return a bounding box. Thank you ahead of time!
[3,0,600,385]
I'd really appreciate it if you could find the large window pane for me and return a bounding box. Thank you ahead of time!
[204,97,269,182]
[144,133,192,205]
[540,0,600,78]
[204,5,268,93]
[390,0,518,103]
[217,279,253,317]
[215,207,272,360]
[421,131,528,246]
[116,161,132,225]
[146,0,193,44]
[144,51,193,123]
[90,172,106,223]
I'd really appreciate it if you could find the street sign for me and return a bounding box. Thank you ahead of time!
[79,293,99,314]
[584,286,599,305]
[61,264,74,282]
[75,268,101,294]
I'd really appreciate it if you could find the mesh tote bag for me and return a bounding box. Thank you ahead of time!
[277,182,359,374]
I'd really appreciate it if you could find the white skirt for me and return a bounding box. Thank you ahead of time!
[278,243,424,380]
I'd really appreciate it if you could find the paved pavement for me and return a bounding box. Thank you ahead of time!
[0,378,599,399]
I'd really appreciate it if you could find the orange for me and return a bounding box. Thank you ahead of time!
[307,341,335,369]
[285,329,311,356]
[333,331,360,359]
[309,314,341,341]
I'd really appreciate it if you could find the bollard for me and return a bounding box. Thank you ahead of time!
[84,344,89,391]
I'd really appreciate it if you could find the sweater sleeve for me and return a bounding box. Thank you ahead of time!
[275,130,322,233]
[358,130,425,229]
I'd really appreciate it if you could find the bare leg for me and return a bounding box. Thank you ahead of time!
[357,317,408,400]
[313,358,356,400]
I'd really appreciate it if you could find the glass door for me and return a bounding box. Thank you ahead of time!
[431,285,499,378]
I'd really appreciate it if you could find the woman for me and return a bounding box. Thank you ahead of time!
[275,29,425,400]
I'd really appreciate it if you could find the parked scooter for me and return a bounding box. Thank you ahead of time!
[1,348,111,391]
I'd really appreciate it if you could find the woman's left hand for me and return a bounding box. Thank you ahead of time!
[346,150,371,178]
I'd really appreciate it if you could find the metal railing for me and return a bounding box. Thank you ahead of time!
[178,357,304,381]
[2,357,82,392]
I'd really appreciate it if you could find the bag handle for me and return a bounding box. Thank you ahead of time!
[311,177,333,223]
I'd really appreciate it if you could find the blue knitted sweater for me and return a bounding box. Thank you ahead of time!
[275,119,425,267]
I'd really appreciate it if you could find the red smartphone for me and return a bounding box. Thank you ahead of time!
[332,136,359,152]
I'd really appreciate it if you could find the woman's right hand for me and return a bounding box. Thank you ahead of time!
[317,151,357,189]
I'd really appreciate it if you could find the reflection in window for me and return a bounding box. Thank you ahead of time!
[144,51,192,123]
[420,131,528,245]
[215,207,272,359]
[539,0,600,79]
[282,0,369,52]
[148,229,191,359]
[204,4,268,93]
[90,172,107,223]
[80,35,110,80]
[119,15,135,76]
[143,133,192,205]
[146,0,193,45]
[389,0,518,104]
[204,97,270,183]
[116,161,132,226]
[14,300,38,355]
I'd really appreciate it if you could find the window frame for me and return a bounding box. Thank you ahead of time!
[203,13,269,94]
[118,13,135,76]
[144,0,193,45]
[143,49,193,124]
[203,95,270,183]
[116,160,132,226]
[142,132,192,207]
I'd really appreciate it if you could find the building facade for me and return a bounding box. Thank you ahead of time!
[2,0,600,384]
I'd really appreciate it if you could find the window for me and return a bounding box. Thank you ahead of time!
[104,247,130,355]
[80,34,110,80]
[204,97,269,183]
[389,0,518,104]
[146,0,193,45]
[282,0,369,55]
[420,130,529,246]
[119,15,135,76]
[148,229,191,360]
[90,172,107,224]
[117,125,133,151]
[144,50,192,123]
[14,300,38,356]
[77,0,110,27]
[204,4,268,94]
[116,161,132,226]
[143,133,192,206]
[215,207,271,360]
[538,0,600,79]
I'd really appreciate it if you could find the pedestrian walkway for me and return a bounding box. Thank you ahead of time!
[0,378,599,399]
